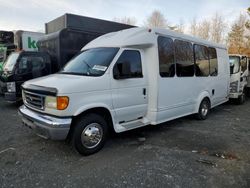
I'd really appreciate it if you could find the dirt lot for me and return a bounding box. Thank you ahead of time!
[0,97,250,188]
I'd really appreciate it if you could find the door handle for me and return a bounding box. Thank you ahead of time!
[143,88,146,95]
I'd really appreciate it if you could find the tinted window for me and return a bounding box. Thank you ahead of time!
[175,40,194,77]
[194,45,209,77]
[114,50,142,78]
[158,36,175,77]
[209,47,218,76]
[31,57,45,70]
[241,56,247,73]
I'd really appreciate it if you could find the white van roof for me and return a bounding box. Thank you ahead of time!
[82,27,227,50]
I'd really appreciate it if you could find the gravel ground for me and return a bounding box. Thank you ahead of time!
[0,97,250,188]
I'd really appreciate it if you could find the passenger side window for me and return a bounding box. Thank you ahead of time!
[113,50,143,79]
[241,56,247,73]
[208,47,218,76]
[158,36,175,77]
[174,40,194,77]
[194,45,209,77]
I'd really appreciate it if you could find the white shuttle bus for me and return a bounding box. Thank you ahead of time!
[19,28,230,155]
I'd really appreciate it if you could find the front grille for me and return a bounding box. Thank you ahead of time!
[23,90,45,110]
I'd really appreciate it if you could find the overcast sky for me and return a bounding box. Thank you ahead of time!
[0,0,249,32]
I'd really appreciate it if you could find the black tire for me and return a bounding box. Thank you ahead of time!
[237,90,246,105]
[71,113,108,155]
[195,98,210,120]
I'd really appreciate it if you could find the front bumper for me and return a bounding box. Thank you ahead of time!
[0,80,6,95]
[229,93,240,99]
[4,92,19,102]
[18,105,72,140]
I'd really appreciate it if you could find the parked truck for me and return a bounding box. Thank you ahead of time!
[0,31,15,70]
[0,13,134,102]
[229,54,249,104]
[0,31,15,94]
[0,31,44,98]
[19,27,230,155]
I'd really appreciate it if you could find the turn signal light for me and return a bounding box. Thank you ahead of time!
[57,96,69,110]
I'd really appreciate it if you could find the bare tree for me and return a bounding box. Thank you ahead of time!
[113,17,137,25]
[228,14,247,54]
[246,7,250,29]
[190,17,198,36]
[145,10,168,28]
[175,19,185,33]
[197,19,210,40]
[245,7,250,46]
[210,13,227,43]
[168,19,185,33]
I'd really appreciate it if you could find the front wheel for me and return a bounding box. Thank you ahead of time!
[237,90,246,105]
[195,98,210,120]
[71,113,108,155]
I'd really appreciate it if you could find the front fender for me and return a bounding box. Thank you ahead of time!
[73,103,114,116]
[73,103,116,129]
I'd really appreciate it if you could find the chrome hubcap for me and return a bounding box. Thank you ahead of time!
[81,123,103,149]
[201,103,209,116]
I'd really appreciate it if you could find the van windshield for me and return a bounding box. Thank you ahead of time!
[3,52,20,72]
[60,47,119,76]
[229,56,240,74]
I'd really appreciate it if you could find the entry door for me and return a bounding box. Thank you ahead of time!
[111,49,148,124]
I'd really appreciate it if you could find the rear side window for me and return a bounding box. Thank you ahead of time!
[194,45,209,77]
[115,50,143,78]
[175,40,194,77]
[209,47,218,76]
[158,36,175,77]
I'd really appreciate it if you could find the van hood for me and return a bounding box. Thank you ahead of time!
[22,73,110,94]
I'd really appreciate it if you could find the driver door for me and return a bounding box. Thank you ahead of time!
[111,49,148,125]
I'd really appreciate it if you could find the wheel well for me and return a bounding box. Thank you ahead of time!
[203,97,211,108]
[71,107,114,132]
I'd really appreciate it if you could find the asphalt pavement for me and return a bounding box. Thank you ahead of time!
[0,97,250,188]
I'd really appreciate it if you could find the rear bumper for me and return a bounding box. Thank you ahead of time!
[18,105,72,140]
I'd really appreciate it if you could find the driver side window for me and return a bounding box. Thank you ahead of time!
[113,50,143,79]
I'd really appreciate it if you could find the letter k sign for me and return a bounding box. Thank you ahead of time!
[28,37,37,49]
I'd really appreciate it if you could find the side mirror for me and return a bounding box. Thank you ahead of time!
[113,62,131,79]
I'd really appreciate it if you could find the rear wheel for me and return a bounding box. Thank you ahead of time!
[71,113,108,155]
[195,98,210,120]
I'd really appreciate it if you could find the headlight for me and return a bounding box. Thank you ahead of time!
[230,81,238,93]
[45,96,69,110]
[6,82,16,92]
